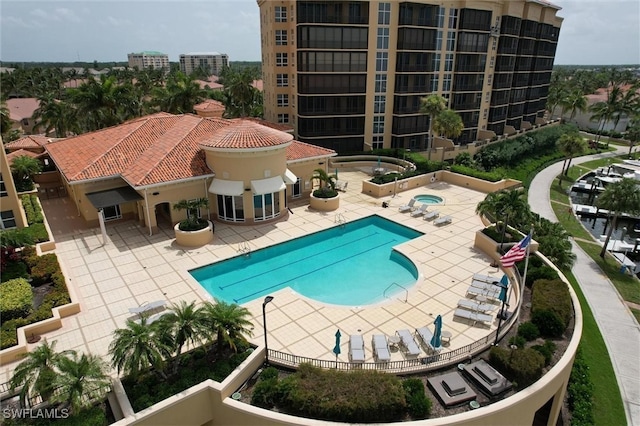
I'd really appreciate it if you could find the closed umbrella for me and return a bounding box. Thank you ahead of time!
[430,315,442,349]
[498,274,509,304]
[333,329,341,363]
[335,168,338,180]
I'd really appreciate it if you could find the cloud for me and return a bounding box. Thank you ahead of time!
[105,16,132,27]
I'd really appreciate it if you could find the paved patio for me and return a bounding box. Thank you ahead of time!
[0,171,509,382]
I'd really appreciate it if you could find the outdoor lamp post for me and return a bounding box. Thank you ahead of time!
[262,295,274,365]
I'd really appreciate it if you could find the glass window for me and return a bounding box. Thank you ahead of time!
[445,53,454,71]
[378,2,391,25]
[376,52,388,72]
[447,31,456,51]
[0,210,16,229]
[254,192,280,221]
[372,135,384,150]
[431,74,439,92]
[443,74,452,92]
[277,94,289,107]
[437,6,445,28]
[432,53,441,72]
[436,30,442,50]
[375,74,387,93]
[217,195,244,222]
[0,175,7,197]
[276,53,288,66]
[275,30,288,45]
[278,113,290,123]
[275,6,287,22]
[449,8,458,28]
[373,116,385,134]
[276,73,289,87]
[374,95,386,114]
[377,27,389,49]
[101,205,122,221]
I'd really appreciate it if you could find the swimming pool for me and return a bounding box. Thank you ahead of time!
[413,194,444,204]
[190,215,423,306]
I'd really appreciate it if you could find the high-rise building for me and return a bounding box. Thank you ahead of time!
[179,52,229,76]
[258,0,563,152]
[127,51,170,71]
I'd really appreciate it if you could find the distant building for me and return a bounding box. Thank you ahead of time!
[6,98,40,135]
[179,52,229,76]
[127,51,170,71]
[0,139,28,230]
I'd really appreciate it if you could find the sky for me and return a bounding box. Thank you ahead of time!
[0,0,638,66]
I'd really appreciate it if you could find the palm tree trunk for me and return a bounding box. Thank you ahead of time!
[427,117,433,161]
[565,155,574,176]
[600,213,618,258]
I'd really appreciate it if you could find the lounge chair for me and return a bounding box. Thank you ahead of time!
[470,280,501,291]
[457,299,496,313]
[398,198,416,212]
[134,312,166,325]
[424,210,440,220]
[466,285,501,300]
[472,273,500,284]
[433,215,452,225]
[410,204,429,217]
[371,334,391,362]
[335,180,348,192]
[415,326,442,353]
[396,329,421,356]
[349,335,366,363]
[454,308,493,325]
[128,300,166,315]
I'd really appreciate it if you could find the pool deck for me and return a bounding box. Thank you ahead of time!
[0,171,508,381]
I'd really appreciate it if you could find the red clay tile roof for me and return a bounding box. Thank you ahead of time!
[6,98,40,121]
[199,119,293,149]
[194,100,225,113]
[7,149,42,163]
[232,117,294,133]
[5,135,52,151]
[287,140,336,162]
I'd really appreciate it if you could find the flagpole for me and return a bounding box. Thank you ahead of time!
[516,229,533,326]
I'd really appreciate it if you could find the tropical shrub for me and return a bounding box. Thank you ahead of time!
[531,279,572,336]
[402,378,431,419]
[450,164,504,182]
[30,253,60,286]
[567,348,594,426]
[21,194,44,225]
[532,340,557,366]
[489,346,545,388]
[531,310,565,338]
[517,322,540,341]
[173,198,210,231]
[508,335,526,349]
[0,278,34,320]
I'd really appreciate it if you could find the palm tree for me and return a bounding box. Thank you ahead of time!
[202,299,253,355]
[534,218,576,270]
[419,94,447,157]
[109,317,172,380]
[476,189,530,251]
[0,102,13,137]
[159,300,208,373]
[33,94,78,137]
[596,178,640,258]
[52,352,110,414]
[153,72,206,114]
[172,198,209,231]
[557,133,588,182]
[10,155,42,190]
[312,168,337,198]
[433,108,464,141]
[560,89,587,123]
[590,86,622,146]
[221,66,261,118]
[9,340,72,407]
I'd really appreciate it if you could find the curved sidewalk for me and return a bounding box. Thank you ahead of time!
[528,148,640,426]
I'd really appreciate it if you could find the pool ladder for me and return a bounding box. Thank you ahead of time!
[237,241,251,257]
[383,282,408,303]
[334,213,346,227]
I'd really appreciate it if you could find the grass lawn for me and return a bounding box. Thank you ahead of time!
[562,270,626,426]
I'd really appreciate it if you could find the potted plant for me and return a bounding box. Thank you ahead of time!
[309,168,340,211]
[172,198,214,246]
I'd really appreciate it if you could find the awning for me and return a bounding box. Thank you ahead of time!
[85,187,143,209]
[283,169,298,185]
[208,179,244,196]
[251,176,286,195]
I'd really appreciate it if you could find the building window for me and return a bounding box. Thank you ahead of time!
[490,56,495,68]
[483,109,488,119]
[488,75,493,85]
[376,52,388,72]
[276,30,287,45]
[443,74,452,92]
[378,3,391,25]
[449,8,458,28]
[447,31,456,51]
[292,178,302,198]
[217,195,244,222]
[278,113,290,123]
[0,210,16,229]
[374,95,386,114]
[432,53,441,72]
[276,73,289,87]
[372,135,384,150]
[276,53,288,67]
[377,28,389,49]
[437,6,445,28]
[275,6,287,22]
[254,193,280,221]
[101,205,122,221]
[0,175,7,197]
[432,74,439,92]
[445,53,454,72]
[436,31,443,50]
[277,94,289,107]
[375,74,387,93]
[373,116,385,134]
[485,92,491,102]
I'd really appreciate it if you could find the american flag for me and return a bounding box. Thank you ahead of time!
[500,233,532,268]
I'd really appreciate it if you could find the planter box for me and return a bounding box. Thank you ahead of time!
[174,221,214,247]
[309,193,340,211]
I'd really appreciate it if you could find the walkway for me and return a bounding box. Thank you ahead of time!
[528,147,640,426]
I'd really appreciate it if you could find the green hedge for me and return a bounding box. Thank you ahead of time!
[531,279,572,337]
[30,253,60,286]
[273,363,407,423]
[567,348,594,426]
[21,194,44,225]
[449,164,504,182]
[402,378,431,419]
[489,346,545,388]
[0,278,34,321]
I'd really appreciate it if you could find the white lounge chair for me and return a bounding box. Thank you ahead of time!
[466,285,501,300]
[457,299,496,313]
[472,273,500,284]
[128,300,166,315]
[371,334,391,362]
[433,215,452,225]
[424,210,440,220]
[134,312,167,325]
[335,180,348,192]
[415,326,442,353]
[454,308,493,325]
[399,198,416,212]
[396,329,421,356]
[349,335,366,363]
[410,204,429,217]
[470,280,501,291]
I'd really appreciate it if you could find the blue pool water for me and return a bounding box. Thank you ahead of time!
[413,194,444,204]
[190,215,423,306]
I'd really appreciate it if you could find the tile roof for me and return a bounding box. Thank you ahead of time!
[287,140,336,161]
[5,135,52,151]
[194,100,225,113]
[199,119,293,149]
[231,117,294,133]
[6,98,40,121]
[7,149,42,164]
